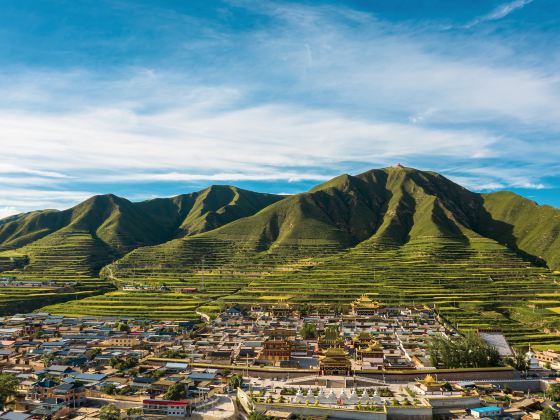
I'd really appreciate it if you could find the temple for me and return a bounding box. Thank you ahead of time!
[318,326,343,349]
[416,374,446,393]
[351,295,386,316]
[319,347,352,376]
[357,340,384,369]
[258,339,292,362]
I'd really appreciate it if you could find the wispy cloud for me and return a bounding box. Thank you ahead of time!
[0,189,94,213]
[465,0,534,28]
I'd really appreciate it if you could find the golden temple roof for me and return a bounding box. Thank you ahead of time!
[363,340,383,351]
[352,294,384,309]
[319,347,351,367]
[417,374,444,385]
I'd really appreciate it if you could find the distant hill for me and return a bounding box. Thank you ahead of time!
[2,168,560,275]
[117,166,559,268]
[0,186,283,277]
[3,167,560,346]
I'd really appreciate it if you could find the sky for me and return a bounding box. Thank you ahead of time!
[1,0,560,217]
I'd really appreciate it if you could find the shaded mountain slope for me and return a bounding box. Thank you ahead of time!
[108,166,560,291]
[481,191,560,271]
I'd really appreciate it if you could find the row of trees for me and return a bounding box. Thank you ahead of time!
[427,333,501,368]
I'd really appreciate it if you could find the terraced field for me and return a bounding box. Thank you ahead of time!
[45,233,560,346]
[42,291,203,320]
[0,230,114,314]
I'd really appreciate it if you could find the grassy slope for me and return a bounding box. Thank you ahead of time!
[107,166,559,276]
[482,191,560,271]
[0,186,282,314]
[0,186,283,273]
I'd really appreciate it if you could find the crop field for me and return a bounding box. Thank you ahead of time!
[40,233,560,346]
[41,291,203,320]
[0,230,114,314]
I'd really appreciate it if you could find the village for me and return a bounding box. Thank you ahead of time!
[0,296,559,419]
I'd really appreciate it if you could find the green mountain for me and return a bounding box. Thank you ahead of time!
[3,166,560,347]
[481,191,560,271]
[0,186,283,278]
[121,166,557,265]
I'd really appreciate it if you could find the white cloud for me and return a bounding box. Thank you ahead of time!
[0,189,94,211]
[0,1,557,211]
[445,165,550,194]
[466,0,534,28]
[94,171,332,183]
[0,100,501,174]
[0,207,19,220]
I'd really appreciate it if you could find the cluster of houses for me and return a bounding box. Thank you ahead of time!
[185,296,459,374]
[120,284,199,294]
[0,313,230,419]
[0,297,557,418]
[0,278,76,291]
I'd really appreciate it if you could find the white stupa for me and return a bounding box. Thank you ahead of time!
[526,346,541,370]
[294,389,303,403]
[348,388,359,403]
[372,389,383,405]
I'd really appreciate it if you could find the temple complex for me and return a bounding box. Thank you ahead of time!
[357,339,385,369]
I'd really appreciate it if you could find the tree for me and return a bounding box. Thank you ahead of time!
[164,383,187,401]
[109,356,138,372]
[228,374,243,390]
[87,347,102,361]
[324,325,339,341]
[506,348,528,371]
[548,383,560,402]
[41,353,54,368]
[103,384,117,395]
[541,407,560,420]
[299,303,310,316]
[99,403,121,420]
[0,374,18,410]
[427,333,501,368]
[116,322,130,332]
[300,322,318,340]
[126,407,143,417]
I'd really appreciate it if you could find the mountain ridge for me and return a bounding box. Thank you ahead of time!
[1,167,559,278]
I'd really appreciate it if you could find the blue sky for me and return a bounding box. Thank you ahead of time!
[1,0,560,216]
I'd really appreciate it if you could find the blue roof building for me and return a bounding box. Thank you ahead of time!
[471,406,502,418]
